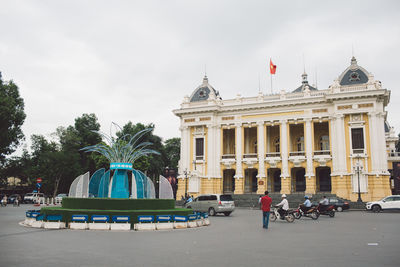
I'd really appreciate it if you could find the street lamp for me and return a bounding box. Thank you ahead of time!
[183,169,189,198]
[355,155,363,203]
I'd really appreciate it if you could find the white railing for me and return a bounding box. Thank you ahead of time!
[243,153,257,158]
[340,85,368,92]
[388,152,400,158]
[352,149,365,155]
[286,92,304,99]
[265,152,281,157]
[314,150,331,156]
[289,151,305,156]
[195,155,204,161]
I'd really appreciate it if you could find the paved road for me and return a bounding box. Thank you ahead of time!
[0,205,399,267]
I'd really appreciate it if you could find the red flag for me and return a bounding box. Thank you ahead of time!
[270,59,277,74]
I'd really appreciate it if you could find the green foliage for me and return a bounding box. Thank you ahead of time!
[1,113,180,197]
[164,137,180,171]
[0,75,26,163]
[62,197,176,210]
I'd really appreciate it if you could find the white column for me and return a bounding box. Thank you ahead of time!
[368,112,378,174]
[215,125,222,178]
[257,121,266,178]
[179,126,188,175]
[376,112,389,173]
[305,118,314,177]
[336,114,346,174]
[330,116,339,174]
[280,120,289,178]
[235,123,243,178]
[186,126,191,171]
[207,124,214,178]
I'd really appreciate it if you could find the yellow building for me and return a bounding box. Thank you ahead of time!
[173,57,397,202]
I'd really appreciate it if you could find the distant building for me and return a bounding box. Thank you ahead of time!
[173,57,398,201]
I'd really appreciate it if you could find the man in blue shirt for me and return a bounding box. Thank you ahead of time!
[302,196,312,212]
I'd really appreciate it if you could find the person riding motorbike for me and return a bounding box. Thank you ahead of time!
[275,194,289,218]
[300,195,312,213]
[319,196,329,212]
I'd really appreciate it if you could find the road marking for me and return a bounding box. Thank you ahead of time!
[367,243,379,246]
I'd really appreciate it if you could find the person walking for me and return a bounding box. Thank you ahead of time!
[260,191,272,229]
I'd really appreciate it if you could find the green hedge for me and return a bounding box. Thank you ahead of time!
[40,206,192,226]
[62,198,175,210]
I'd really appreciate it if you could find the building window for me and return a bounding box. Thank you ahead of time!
[195,138,204,160]
[320,135,329,151]
[351,128,364,151]
[297,136,304,151]
[274,137,280,152]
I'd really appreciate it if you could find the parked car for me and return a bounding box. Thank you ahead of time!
[55,193,68,203]
[326,198,350,212]
[184,194,235,216]
[366,195,400,212]
[23,193,45,204]
[7,194,21,204]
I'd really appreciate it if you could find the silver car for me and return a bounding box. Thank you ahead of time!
[185,194,235,216]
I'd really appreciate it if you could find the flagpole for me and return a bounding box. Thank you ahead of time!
[270,72,273,94]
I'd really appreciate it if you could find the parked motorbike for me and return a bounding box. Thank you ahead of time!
[315,204,335,217]
[293,205,319,220]
[13,199,20,207]
[270,207,295,223]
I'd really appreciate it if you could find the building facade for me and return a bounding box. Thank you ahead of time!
[173,57,398,201]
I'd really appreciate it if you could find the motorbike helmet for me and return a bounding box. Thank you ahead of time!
[281,194,287,198]
[304,195,309,199]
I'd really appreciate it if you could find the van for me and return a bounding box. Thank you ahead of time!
[185,194,235,216]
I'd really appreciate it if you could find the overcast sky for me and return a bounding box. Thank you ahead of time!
[1,0,400,154]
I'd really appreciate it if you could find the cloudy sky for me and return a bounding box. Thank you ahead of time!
[1,0,400,153]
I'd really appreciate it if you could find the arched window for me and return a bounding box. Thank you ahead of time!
[297,136,304,152]
[274,137,280,152]
[320,135,329,151]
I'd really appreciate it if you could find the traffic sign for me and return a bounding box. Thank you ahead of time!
[36,178,42,183]
[36,183,42,188]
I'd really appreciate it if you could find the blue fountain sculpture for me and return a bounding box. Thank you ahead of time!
[89,168,105,197]
[80,125,159,199]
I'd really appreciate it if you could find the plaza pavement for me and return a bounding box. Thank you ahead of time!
[0,205,399,267]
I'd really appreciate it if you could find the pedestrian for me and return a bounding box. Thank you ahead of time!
[1,195,7,207]
[260,191,272,229]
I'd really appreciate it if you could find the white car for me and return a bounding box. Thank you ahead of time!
[23,193,45,204]
[55,193,68,203]
[366,195,400,212]
[184,194,235,216]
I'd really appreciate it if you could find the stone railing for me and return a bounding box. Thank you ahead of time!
[265,152,281,157]
[388,152,400,158]
[222,154,236,159]
[314,150,331,156]
[243,153,258,158]
[289,151,305,157]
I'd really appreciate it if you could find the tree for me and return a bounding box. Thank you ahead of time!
[164,137,180,171]
[0,73,26,163]
[74,114,102,174]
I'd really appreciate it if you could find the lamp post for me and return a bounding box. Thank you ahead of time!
[355,155,363,203]
[183,169,188,198]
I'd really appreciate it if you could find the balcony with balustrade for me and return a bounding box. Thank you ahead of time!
[243,127,258,167]
[221,128,236,168]
[313,121,331,165]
